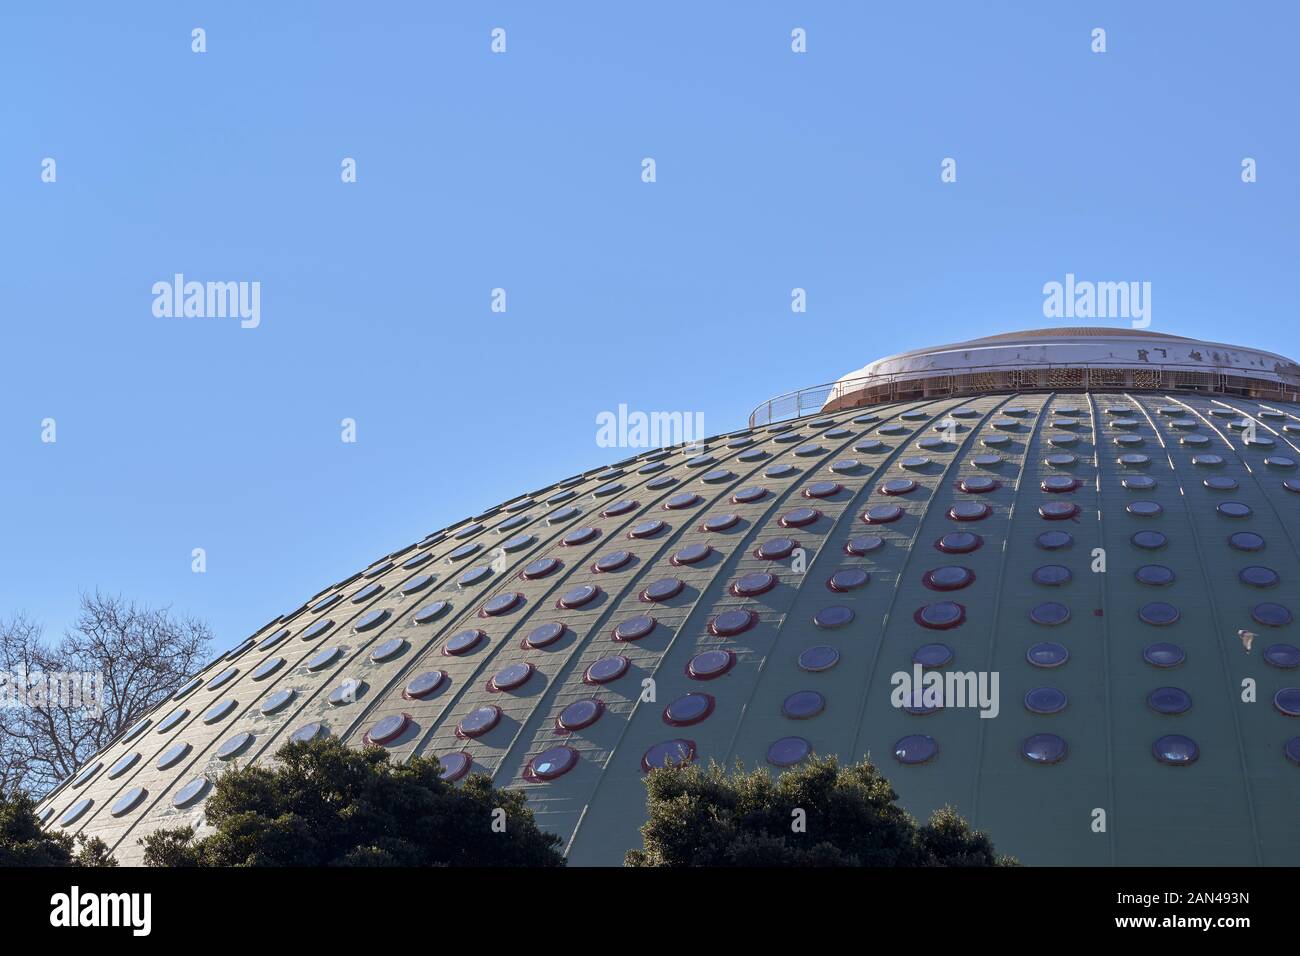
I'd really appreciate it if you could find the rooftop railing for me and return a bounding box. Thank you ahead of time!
[747,361,1300,428]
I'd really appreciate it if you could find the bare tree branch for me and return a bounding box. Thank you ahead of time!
[1,594,212,798]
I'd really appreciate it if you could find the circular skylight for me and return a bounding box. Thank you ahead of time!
[369,637,406,663]
[354,608,390,632]
[1036,530,1073,550]
[329,678,364,705]
[1147,687,1192,715]
[301,618,334,641]
[922,566,975,591]
[205,667,238,691]
[1252,602,1293,627]
[258,628,291,651]
[845,534,885,555]
[483,592,524,615]
[521,557,560,580]
[767,736,813,768]
[399,573,434,595]
[710,609,756,637]
[1240,566,1280,588]
[642,740,696,771]
[290,722,327,743]
[664,693,715,726]
[60,798,94,826]
[526,746,579,781]
[1143,642,1186,668]
[1032,565,1072,586]
[781,690,826,720]
[557,699,604,732]
[1024,687,1068,715]
[732,570,778,596]
[1027,642,1069,668]
[490,662,534,692]
[457,705,502,738]
[893,735,938,765]
[1132,530,1168,550]
[913,642,954,668]
[1039,502,1079,520]
[813,605,854,629]
[585,655,631,684]
[862,504,904,524]
[444,629,485,655]
[628,519,666,539]
[701,513,740,533]
[958,476,998,493]
[687,649,736,680]
[880,478,917,496]
[108,752,141,779]
[780,506,821,528]
[914,602,965,629]
[173,778,209,808]
[936,531,983,554]
[156,742,191,770]
[1029,602,1070,626]
[1152,734,1199,766]
[203,699,236,724]
[217,732,254,760]
[798,646,841,672]
[1263,644,1300,669]
[641,578,684,602]
[1228,531,1266,552]
[1021,734,1068,765]
[756,537,798,559]
[948,502,991,521]
[613,614,657,642]
[828,567,870,592]
[252,656,286,680]
[413,601,450,624]
[804,480,842,499]
[365,713,410,745]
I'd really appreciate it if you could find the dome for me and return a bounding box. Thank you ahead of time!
[41,331,1300,866]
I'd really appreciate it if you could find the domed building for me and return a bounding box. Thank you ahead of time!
[40,328,1300,866]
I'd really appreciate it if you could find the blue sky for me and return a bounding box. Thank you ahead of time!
[2,2,1297,649]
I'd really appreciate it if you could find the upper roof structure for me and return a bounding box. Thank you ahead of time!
[750,328,1300,428]
[823,327,1300,413]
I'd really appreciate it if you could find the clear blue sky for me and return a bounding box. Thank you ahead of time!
[3,2,1297,650]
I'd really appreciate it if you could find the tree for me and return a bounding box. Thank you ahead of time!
[0,790,117,867]
[140,737,565,867]
[624,754,1017,867]
[0,593,213,797]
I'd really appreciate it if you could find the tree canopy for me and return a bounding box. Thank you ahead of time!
[0,790,116,867]
[140,736,565,867]
[625,754,1016,867]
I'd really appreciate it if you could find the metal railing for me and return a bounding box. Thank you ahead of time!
[747,362,1300,428]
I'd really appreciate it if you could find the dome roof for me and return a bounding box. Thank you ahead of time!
[42,380,1300,866]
